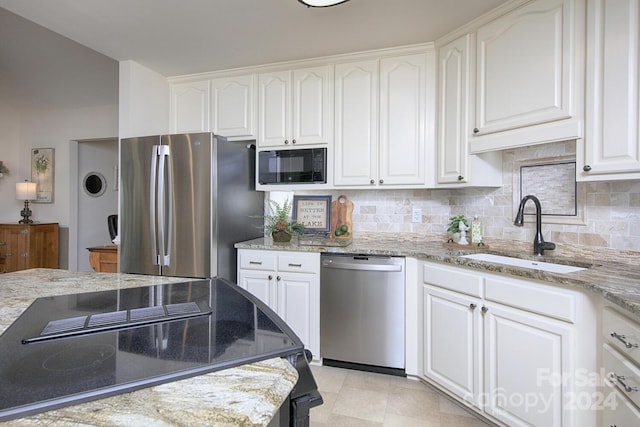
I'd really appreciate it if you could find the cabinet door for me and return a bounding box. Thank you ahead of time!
[211,74,255,138]
[423,285,482,408]
[437,35,471,184]
[170,80,210,133]
[258,71,291,147]
[27,224,59,269]
[276,272,320,359]
[473,0,579,145]
[292,65,332,146]
[237,270,276,310]
[580,0,640,180]
[334,60,379,186]
[0,227,7,273]
[379,53,427,186]
[5,227,27,272]
[484,303,572,427]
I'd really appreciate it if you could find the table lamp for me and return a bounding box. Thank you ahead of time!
[16,181,37,224]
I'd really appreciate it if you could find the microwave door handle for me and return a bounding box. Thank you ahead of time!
[150,146,159,265]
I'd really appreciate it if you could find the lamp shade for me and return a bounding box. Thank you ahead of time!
[16,182,37,201]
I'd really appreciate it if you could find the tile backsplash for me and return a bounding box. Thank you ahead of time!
[292,141,640,252]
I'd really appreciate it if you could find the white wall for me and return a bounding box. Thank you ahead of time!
[118,60,169,138]
[0,101,22,222]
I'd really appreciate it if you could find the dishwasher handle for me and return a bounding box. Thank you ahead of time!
[322,260,403,272]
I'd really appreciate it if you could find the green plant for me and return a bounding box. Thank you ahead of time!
[35,154,49,174]
[447,214,469,234]
[262,199,305,236]
[0,163,8,175]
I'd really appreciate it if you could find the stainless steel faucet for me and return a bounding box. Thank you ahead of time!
[514,195,556,256]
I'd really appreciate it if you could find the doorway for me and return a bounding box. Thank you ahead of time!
[72,138,118,271]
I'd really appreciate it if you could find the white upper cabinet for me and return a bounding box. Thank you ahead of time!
[436,34,502,187]
[170,80,210,133]
[379,53,429,186]
[578,0,640,181]
[470,0,584,153]
[334,60,379,186]
[258,65,332,148]
[211,74,255,139]
[334,51,434,188]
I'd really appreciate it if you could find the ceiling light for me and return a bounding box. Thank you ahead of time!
[298,0,351,7]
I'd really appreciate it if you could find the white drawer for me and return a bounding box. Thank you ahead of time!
[603,343,640,409]
[239,251,276,271]
[602,387,640,427]
[485,276,575,323]
[278,252,319,274]
[423,263,483,297]
[603,307,640,366]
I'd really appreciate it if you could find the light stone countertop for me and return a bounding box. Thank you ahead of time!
[0,269,298,426]
[236,233,640,318]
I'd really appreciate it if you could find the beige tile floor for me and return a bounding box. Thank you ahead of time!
[310,364,494,427]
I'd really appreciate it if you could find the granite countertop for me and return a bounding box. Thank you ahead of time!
[0,269,298,426]
[236,233,640,318]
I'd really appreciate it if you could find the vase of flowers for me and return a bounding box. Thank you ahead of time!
[447,214,469,243]
[262,199,304,243]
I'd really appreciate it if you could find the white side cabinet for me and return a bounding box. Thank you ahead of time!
[578,0,640,181]
[420,261,597,427]
[170,80,210,133]
[237,249,320,359]
[257,65,332,148]
[601,306,640,425]
[469,0,584,153]
[334,51,435,188]
[436,34,502,187]
[210,74,255,139]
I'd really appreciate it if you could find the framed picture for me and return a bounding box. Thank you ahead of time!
[31,148,55,203]
[292,195,332,234]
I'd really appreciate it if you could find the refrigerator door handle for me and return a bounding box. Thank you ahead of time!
[150,145,160,265]
[156,145,171,266]
[164,146,173,265]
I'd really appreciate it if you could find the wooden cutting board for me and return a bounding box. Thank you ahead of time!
[331,195,353,238]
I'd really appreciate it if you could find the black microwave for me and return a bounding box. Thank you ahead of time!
[258,148,327,185]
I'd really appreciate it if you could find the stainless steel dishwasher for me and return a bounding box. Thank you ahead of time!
[320,253,405,374]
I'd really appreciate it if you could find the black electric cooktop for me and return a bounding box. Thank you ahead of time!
[0,278,304,421]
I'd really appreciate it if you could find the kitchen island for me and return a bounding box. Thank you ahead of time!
[0,269,298,426]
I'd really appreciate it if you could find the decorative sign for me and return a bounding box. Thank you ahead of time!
[292,195,332,234]
[31,148,55,203]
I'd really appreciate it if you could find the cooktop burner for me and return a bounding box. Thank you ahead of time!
[0,278,303,421]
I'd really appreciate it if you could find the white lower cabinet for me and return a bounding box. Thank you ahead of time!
[420,261,597,427]
[237,249,320,359]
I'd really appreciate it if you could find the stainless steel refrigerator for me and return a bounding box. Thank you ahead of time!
[119,132,264,280]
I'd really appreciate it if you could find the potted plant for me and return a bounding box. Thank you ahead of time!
[262,199,304,243]
[447,214,469,242]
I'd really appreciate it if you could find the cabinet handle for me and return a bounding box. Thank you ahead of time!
[288,263,302,267]
[6,252,11,257]
[611,373,639,393]
[379,179,384,184]
[370,179,375,185]
[481,306,488,314]
[469,303,477,310]
[284,139,289,145]
[0,242,6,246]
[268,275,273,280]
[276,276,281,281]
[292,139,296,144]
[473,128,479,134]
[583,165,592,172]
[249,261,263,265]
[458,175,464,181]
[611,332,639,349]
[21,253,28,258]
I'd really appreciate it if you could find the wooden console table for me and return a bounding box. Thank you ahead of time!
[87,244,117,273]
[0,223,59,273]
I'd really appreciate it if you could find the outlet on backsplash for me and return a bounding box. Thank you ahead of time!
[412,208,422,223]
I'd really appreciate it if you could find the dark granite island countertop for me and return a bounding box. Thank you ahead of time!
[236,233,640,318]
[0,269,298,426]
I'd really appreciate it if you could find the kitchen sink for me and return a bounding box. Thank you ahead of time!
[459,253,587,274]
